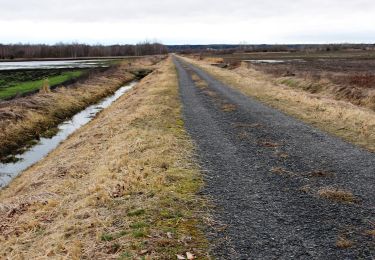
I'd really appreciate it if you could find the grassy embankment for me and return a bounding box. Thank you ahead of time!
[199,53,375,111]
[0,57,208,259]
[0,62,141,162]
[0,70,85,100]
[180,55,375,152]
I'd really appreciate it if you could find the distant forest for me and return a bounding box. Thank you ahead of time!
[168,43,375,54]
[1,43,375,59]
[0,42,168,59]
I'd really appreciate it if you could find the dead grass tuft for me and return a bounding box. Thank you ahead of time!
[275,152,289,159]
[336,236,354,249]
[365,229,375,237]
[203,89,218,98]
[39,79,51,94]
[221,103,237,112]
[270,167,287,175]
[190,72,208,89]
[307,170,335,178]
[318,187,356,203]
[258,140,280,148]
[270,167,293,177]
[299,185,311,193]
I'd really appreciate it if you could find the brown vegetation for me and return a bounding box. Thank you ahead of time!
[318,187,356,203]
[0,58,208,258]
[336,236,354,249]
[239,59,375,111]
[180,56,375,152]
[190,72,208,89]
[0,57,164,162]
[221,103,237,112]
[365,229,375,237]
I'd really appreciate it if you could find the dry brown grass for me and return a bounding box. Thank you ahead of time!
[0,57,165,162]
[180,56,375,152]
[270,167,288,175]
[258,140,280,148]
[277,76,375,111]
[200,57,224,64]
[318,187,356,203]
[239,58,375,111]
[365,229,375,237]
[307,170,335,178]
[275,152,289,159]
[336,236,354,249]
[0,58,208,259]
[40,79,51,94]
[190,72,208,89]
[299,185,311,193]
[221,103,237,112]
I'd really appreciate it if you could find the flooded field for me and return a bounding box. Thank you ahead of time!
[0,59,116,100]
[0,59,111,70]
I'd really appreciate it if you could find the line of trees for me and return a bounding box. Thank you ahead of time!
[168,44,375,54]
[0,42,168,59]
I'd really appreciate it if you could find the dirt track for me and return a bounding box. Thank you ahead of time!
[174,57,375,259]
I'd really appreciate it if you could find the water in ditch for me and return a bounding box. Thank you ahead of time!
[0,81,138,188]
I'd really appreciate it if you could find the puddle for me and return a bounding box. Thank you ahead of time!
[0,81,138,188]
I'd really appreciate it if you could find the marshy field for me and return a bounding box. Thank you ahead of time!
[191,50,375,152]
[2,0,375,258]
[209,51,375,110]
[0,49,374,259]
[0,59,113,100]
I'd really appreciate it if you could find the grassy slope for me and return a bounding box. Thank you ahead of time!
[0,70,84,100]
[0,65,135,161]
[0,58,208,259]
[180,56,375,152]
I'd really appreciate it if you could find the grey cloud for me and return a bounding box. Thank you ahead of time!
[1,0,373,22]
[1,0,375,44]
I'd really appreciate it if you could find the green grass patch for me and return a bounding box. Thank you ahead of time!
[130,222,149,229]
[100,233,114,242]
[127,209,145,217]
[119,251,132,259]
[131,229,148,238]
[0,70,84,100]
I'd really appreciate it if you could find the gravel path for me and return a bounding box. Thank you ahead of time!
[174,57,375,259]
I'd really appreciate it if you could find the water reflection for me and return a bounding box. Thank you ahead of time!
[0,81,137,188]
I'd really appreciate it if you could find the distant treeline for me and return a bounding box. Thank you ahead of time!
[0,42,168,59]
[3,43,375,59]
[168,44,375,54]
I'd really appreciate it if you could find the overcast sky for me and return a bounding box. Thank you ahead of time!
[1,0,375,45]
